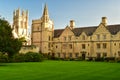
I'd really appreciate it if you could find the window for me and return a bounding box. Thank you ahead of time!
[64,36,66,41]
[82,44,86,49]
[69,53,72,58]
[103,43,107,49]
[75,53,79,58]
[48,36,51,41]
[118,51,120,56]
[48,43,50,48]
[57,53,60,57]
[63,53,66,58]
[114,43,116,46]
[103,53,107,57]
[82,35,85,40]
[56,45,58,48]
[97,53,101,58]
[119,43,120,48]
[68,36,72,41]
[97,43,100,49]
[37,27,39,30]
[103,35,106,39]
[97,34,100,40]
[69,44,72,49]
[63,44,67,49]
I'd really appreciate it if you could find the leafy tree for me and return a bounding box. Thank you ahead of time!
[0,17,22,58]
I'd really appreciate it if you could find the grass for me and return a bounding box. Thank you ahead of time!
[0,61,120,80]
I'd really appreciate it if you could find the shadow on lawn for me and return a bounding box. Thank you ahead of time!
[0,63,10,66]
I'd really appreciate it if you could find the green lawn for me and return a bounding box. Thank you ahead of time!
[0,61,120,80]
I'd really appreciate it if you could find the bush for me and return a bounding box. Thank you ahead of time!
[104,57,115,62]
[95,57,104,62]
[0,53,9,63]
[24,52,43,62]
[12,54,25,62]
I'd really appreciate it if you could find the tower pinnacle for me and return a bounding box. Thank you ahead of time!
[42,4,49,22]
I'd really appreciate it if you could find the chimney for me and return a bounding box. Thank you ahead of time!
[101,17,107,26]
[70,20,75,29]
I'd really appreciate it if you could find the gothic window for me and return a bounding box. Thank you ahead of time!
[103,43,107,49]
[97,43,100,49]
[118,51,120,56]
[82,44,85,49]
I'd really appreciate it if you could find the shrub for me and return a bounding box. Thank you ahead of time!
[24,52,43,62]
[12,54,25,62]
[104,57,115,62]
[0,53,9,63]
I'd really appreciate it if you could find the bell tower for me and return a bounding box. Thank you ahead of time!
[32,4,54,54]
[13,8,28,38]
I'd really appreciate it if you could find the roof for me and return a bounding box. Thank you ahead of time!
[107,24,120,35]
[54,24,120,38]
[54,29,64,38]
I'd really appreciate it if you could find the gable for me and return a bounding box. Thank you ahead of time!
[93,23,110,34]
[60,27,74,38]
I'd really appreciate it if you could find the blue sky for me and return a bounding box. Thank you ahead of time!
[0,0,120,30]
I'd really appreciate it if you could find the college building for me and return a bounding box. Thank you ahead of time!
[31,4,120,59]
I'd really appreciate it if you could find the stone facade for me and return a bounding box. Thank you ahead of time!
[32,5,120,59]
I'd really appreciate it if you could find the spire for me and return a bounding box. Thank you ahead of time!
[42,4,49,22]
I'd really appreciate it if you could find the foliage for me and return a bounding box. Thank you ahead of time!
[24,52,43,62]
[0,18,22,58]
[12,53,25,62]
[0,52,9,63]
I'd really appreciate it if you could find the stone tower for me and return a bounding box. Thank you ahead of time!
[13,8,28,38]
[13,8,30,45]
[32,4,54,54]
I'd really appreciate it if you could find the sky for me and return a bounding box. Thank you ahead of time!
[0,0,120,30]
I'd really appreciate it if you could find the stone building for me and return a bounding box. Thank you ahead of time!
[32,4,120,59]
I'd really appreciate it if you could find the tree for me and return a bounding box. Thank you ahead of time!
[0,17,22,58]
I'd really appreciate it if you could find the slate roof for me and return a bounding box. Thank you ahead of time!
[54,29,64,38]
[106,24,120,35]
[54,24,120,38]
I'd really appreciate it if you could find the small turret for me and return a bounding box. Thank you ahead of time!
[70,20,75,29]
[101,17,107,26]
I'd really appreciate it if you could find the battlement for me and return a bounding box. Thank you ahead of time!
[13,8,28,17]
